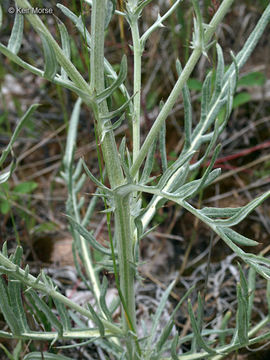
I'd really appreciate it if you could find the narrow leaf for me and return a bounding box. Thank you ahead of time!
[236,283,248,344]
[67,216,113,256]
[159,120,167,172]
[28,290,63,336]
[7,12,24,55]
[82,159,111,192]
[56,18,71,80]
[213,44,225,101]
[8,280,29,332]
[99,95,134,120]
[39,32,58,80]
[200,72,212,123]
[140,138,157,184]
[147,280,176,349]
[97,55,127,102]
[0,104,40,167]
[188,299,216,354]
[0,163,16,184]
[100,276,112,321]
[248,267,256,323]
[87,303,105,337]
[0,277,21,334]
[105,0,116,29]
[10,246,23,265]
[171,334,179,360]
[219,311,231,346]
[23,352,73,360]
[54,299,71,331]
[200,207,241,219]
[223,228,259,247]
[176,59,192,149]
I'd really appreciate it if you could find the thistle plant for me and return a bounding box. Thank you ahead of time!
[0,0,270,359]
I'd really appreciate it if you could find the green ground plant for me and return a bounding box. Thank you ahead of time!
[0,0,270,359]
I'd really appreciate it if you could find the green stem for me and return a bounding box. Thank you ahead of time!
[131,19,142,173]
[90,1,137,356]
[130,0,234,177]
[90,0,124,188]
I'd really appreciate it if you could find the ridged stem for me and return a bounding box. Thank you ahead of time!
[130,0,234,177]
[131,19,142,173]
[90,1,137,357]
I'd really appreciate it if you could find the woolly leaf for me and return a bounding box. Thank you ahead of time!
[8,280,29,332]
[67,216,113,256]
[213,44,225,101]
[24,352,73,360]
[100,276,112,321]
[105,0,116,29]
[200,207,241,218]
[223,228,259,247]
[56,18,71,80]
[0,277,21,335]
[176,59,192,149]
[28,290,63,335]
[54,299,71,331]
[39,32,58,80]
[97,55,127,103]
[212,190,270,227]
[236,283,248,344]
[140,138,157,184]
[87,303,105,337]
[188,299,216,354]
[7,11,24,55]
[99,96,134,120]
[159,120,167,172]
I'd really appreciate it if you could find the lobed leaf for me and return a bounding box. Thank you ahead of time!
[212,190,270,227]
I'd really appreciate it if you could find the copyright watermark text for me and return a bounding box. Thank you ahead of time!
[8,7,53,15]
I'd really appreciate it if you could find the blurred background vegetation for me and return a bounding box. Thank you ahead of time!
[0,1,270,358]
